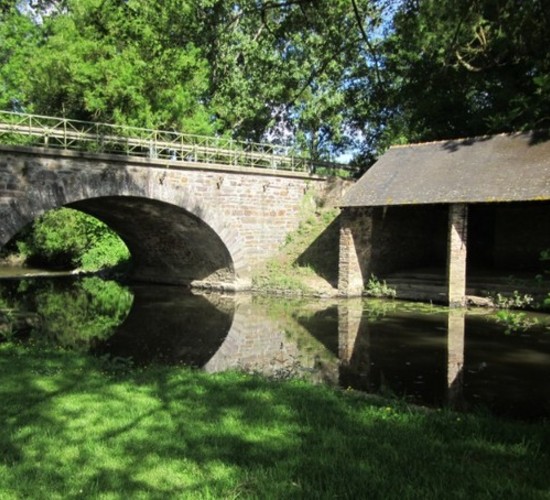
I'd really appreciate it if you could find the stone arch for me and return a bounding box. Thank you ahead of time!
[70,195,235,285]
[0,159,241,286]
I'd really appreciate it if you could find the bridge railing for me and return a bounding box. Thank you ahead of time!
[0,110,350,175]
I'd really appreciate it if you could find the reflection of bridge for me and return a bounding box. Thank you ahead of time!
[96,289,549,418]
[0,112,348,288]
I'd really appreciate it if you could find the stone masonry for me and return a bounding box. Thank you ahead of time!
[447,203,468,307]
[0,145,329,287]
[339,203,471,306]
[338,207,373,296]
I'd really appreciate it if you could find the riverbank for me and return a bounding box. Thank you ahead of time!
[0,341,548,499]
[251,204,341,297]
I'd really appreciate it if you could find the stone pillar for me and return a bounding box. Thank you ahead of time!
[338,207,372,296]
[447,204,468,307]
[447,308,465,409]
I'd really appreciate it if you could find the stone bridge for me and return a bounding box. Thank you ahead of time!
[0,144,337,288]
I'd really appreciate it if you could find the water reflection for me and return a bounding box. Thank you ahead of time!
[205,296,338,385]
[0,277,133,349]
[1,276,549,419]
[447,309,466,410]
[93,285,234,366]
[337,301,550,419]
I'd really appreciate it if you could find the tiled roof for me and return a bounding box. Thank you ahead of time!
[342,130,550,206]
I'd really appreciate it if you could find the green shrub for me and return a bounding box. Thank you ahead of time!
[13,208,130,271]
[364,275,397,299]
[492,291,534,310]
[495,310,538,334]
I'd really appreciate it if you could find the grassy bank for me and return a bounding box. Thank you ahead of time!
[252,201,341,296]
[0,342,549,499]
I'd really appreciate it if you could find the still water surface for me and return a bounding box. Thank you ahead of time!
[1,275,549,420]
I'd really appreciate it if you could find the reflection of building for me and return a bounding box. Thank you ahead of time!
[447,309,465,409]
[205,296,340,385]
[338,131,550,306]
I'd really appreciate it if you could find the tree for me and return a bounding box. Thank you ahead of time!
[348,0,550,165]
[1,0,215,134]
[200,0,386,158]
[1,0,387,159]
[16,207,129,270]
[0,6,40,111]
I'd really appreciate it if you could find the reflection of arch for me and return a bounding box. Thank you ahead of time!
[93,285,235,366]
[0,165,241,285]
[206,296,339,383]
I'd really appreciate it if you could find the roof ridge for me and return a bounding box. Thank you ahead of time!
[388,130,541,149]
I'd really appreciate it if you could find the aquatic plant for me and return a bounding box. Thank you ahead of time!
[495,310,538,335]
[492,291,534,310]
[364,275,397,299]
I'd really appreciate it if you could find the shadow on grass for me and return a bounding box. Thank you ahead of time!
[0,342,549,498]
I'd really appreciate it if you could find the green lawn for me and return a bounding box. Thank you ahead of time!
[0,342,549,499]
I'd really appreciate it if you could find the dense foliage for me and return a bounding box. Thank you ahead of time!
[14,207,129,270]
[0,276,133,348]
[1,0,548,163]
[0,0,386,160]
[347,0,550,163]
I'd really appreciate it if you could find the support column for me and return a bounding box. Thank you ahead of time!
[447,203,468,307]
[338,208,372,296]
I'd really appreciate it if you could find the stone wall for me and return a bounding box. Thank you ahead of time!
[338,207,373,295]
[338,204,447,295]
[0,145,331,286]
[369,205,448,276]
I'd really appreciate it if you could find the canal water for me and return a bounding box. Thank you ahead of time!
[1,275,549,420]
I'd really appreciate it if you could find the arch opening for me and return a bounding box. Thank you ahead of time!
[1,207,130,272]
[68,196,235,286]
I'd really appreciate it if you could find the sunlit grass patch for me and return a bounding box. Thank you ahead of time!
[0,341,549,499]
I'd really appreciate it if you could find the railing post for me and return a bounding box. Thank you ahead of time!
[63,118,67,149]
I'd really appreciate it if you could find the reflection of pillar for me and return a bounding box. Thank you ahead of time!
[447,204,468,307]
[447,308,466,409]
[337,299,364,363]
[338,298,371,390]
[338,208,372,297]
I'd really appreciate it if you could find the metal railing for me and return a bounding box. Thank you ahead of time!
[0,110,349,175]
